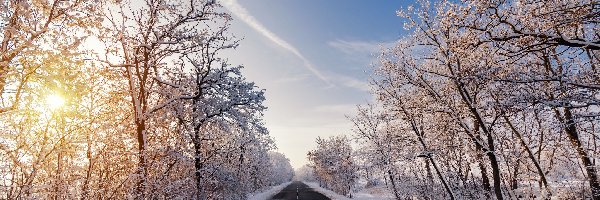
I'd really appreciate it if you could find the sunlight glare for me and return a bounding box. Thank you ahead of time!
[46,94,65,110]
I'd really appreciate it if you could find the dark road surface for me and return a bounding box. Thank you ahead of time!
[270,181,331,200]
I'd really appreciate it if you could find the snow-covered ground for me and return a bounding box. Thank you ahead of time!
[247,182,292,200]
[352,186,395,200]
[304,182,349,200]
[304,182,395,200]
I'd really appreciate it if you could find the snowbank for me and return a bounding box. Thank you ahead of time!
[352,185,395,200]
[247,182,292,200]
[303,182,395,200]
[304,182,351,200]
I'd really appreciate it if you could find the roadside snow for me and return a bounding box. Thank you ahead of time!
[304,182,350,200]
[247,182,292,200]
[352,186,395,200]
[303,182,395,200]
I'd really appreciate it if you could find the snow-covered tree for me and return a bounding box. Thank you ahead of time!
[295,164,316,182]
[268,152,294,185]
[0,0,102,113]
[308,135,357,197]
[1,0,278,199]
[341,0,599,199]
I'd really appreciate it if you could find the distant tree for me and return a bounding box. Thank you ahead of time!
[295,164,316,182]
[268,152,295,185]
[308,135,357,197]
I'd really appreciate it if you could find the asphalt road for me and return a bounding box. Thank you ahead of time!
[270,181,331,200]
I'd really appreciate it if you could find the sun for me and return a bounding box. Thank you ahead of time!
[45,94,65,110]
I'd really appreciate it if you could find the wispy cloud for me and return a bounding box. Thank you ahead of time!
[314,103,358,115]
[328,39,396,58]
[326,40,389,93]
[220,0,329,83]
[335,74,371,92]
[273,73,311,84]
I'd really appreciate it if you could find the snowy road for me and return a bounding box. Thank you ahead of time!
[270,181,331,200]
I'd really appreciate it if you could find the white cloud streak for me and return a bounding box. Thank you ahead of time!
[220,0,330,83]
[328,39,396,56]
[335,74,371,92]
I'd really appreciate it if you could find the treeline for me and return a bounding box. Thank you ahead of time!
[308,0,599,199]
[0,0,293,199]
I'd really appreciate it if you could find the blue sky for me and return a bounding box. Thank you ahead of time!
[220,0,411,169]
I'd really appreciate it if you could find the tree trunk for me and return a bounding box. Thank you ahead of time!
[474,122,491,193]
[416,133,455,200]
[81,135,93,200]
[511,158,520,190]
[193,136,205,200]
[503,115,551,194]
[558,108,600,200]
[482,126,503,200]
[387,169,401,200]
[477,157,491,191]
[396,98,455,199]
[425,159,434,186]
[455,80,503,200]
[135,120,147,199]
[428,157,455,200]
[192,98,206,199]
